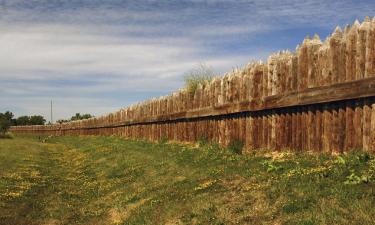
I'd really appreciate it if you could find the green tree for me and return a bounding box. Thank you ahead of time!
[0,111,13,134]
[70,113,93,121]
[29,115,46,125]
[3,111,13,121]
[16,116,30,125]
[15,115,46,125]
[57,113,94,124]
[57,119,69,124]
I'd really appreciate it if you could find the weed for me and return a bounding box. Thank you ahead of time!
[261,160,283,173]
[282,198,315,214]
[158,135,168,144]
[335,155,346,165]
[356,152,371,163]
[197,136,209,147]
[299,220,317,225]
[184,63,215,95]
[0,132,13,139]
[227,139,244,154]
[207,142,221,152]
[344,170,369,185]
[194,179,217,191]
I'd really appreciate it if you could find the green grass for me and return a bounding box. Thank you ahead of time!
[0,135,375,225]
[0,132,13,139]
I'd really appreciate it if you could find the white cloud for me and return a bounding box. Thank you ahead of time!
[0,24,192,78]
[1,96,120,121]
[1,0,374,120]
[0,22,263,119]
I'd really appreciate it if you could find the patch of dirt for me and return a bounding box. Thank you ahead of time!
[164,218,184,225]
[264,151,294,161]
[214,175,281,224]
[109,198,151,224]
[42,219,61,225]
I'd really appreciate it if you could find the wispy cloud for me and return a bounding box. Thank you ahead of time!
[0,0,374,120]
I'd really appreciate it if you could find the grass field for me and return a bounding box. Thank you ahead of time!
[0,135,375,225]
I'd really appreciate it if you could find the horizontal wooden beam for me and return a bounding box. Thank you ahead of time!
[116,76,375,125]
[264,76,375,109]
[11,76,375,131]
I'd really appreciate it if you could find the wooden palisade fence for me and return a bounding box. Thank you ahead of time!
[11,18,375,153]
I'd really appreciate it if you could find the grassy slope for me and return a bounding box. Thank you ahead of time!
[0,135,375,225]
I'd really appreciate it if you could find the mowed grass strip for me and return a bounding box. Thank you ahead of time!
[0,135,374,225]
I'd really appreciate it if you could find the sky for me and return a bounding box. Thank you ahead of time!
[0,0,374,122]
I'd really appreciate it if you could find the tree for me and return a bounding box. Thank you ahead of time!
[29,115,46,125]
[3,111,14,121]
[57,119,69,124]
[0,117,11,134]
[0,112,46,131]
[70,113,93,121]
[57,113,94,124]
[0,111,13,134]
[16,116,31,125]
[15,115,46,125]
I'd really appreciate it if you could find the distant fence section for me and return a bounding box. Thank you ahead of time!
[11,18,375,153]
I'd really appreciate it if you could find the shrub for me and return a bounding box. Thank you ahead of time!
[0,115,11,135]
[197,136,209,147]
[344,170,369,185]
[14,115,46,125]
[0,133,12,139]
[261,160,283,172]
[184,63,215,95]
[158,135,168,145]
[227,139,244,154]
[71,113,94,121]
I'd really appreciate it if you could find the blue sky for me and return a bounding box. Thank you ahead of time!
[0,0,374,121]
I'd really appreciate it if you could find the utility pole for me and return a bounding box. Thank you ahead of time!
[50,100,53,124]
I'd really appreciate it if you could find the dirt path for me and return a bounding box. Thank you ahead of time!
[0,139,95,225]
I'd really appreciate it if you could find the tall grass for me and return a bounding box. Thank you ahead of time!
[184,63,215,95]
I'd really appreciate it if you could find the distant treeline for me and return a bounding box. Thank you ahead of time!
[0,111,94,134]
[56,113,94,124]
[0,111,46,135]
[1,111,46,126]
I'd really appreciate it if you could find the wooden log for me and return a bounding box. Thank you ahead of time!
[298,39,309,90]
[331,27,346,84]
[232,74,240,103]
[357,18,370,80]
[338,103,346,153]
[363,98,371,151]
[353,100,363,150]
[294,108,301,151]
[284,108,292,150]
[314,107,323,152]
[321,103,331,152]
[307,35,322,88]
[256,63,266,148]
[318,40,329,86]
[245,114,254,150]
[239,113,246,149]
[365,18,375,77]
[307,106,316,151]
[277,54,288,150]
[267,56,277,150]
[302,106,309,151]
[371,98,375,152]
[330,104,341,153]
